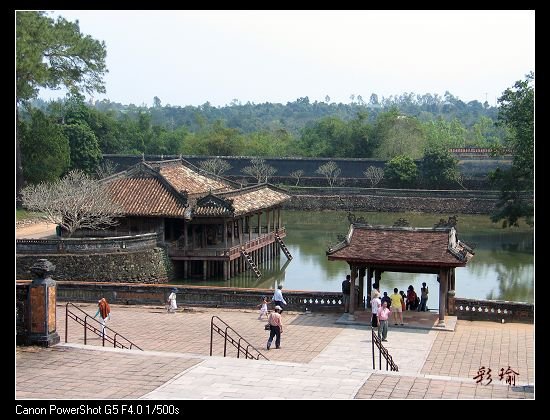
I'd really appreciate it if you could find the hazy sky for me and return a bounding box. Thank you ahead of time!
[38,10,534,107]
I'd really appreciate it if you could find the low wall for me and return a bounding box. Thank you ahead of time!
[452,297,533,323]
[16,248,173,283]
[285,194,499,214]
[16,233,159,254]
[42,281,346,312]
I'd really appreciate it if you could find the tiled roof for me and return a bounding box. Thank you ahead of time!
[158,162,231,195]
[222,186,291,216]
[106,177,187,217]
[193,185,290,216]
[327,225,470,267]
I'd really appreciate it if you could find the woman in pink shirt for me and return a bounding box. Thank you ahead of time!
[377,301,391,341]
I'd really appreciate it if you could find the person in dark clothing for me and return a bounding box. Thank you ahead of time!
[342,274,351,313]
[380,291,392,309]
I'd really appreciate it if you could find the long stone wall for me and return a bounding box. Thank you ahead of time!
[103,154,512,189]
[16,248,173,283]
[285,194,500,214]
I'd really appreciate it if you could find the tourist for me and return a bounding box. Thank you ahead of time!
[93,297,111,336]
[399,290,407,311]
[390,288,404,326]
[377,301,391,341]
[266,305,283,350]
[258,296,269,320]
[406,285,418,311]
[272,284,287,313]
[381,291,392,309]
[167,288,178,313]
[342,274,351,313]
[370,290,381,328]
[419,282,429,312]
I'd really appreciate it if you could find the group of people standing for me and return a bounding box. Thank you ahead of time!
[367,281,429,341]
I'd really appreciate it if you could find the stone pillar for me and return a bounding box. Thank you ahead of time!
[26,259,60,347]
[438,269,448,326]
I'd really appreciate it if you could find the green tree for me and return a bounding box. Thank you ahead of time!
[16,11,107,198]
[490,72,534,227]
[373,108,425,159]
[384,155,418,188]
[64,123,102,174]
[20,109,70,183]
[420,147,459,188]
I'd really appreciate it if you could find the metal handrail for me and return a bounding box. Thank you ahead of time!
[371,328,398,371]
[65,302,143,351]
[210,316,269,361]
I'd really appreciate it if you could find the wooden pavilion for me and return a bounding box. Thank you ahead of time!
[99,158,292,281]
[327,223,474,326]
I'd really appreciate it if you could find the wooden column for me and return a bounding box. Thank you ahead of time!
[450,268,456,291]
[348,264,357,320]
[257,213,261,236]
[266,210,271,233]
[183,261,188,278]
[358,267,366,309]
[374,269,381,290]
[203,260,207,280]
[223,219,228,248]
[366,267,372,308]
[238,218,243,245]
[438,268,448,326]
[183,224,188,248]
[223,261,229,281]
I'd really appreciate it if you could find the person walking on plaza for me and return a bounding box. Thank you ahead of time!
[272,284,287,313]
[390,288,404,325]
[267,305,283,350]
[258,296,269,320]
[167,288,178,313]
[93,297,111,336]
[370,290,381,328]
[419,282,429,312]
[342,274,351,313]
[377,301,391,341]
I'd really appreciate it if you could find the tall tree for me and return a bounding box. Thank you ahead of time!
[490,72,534,227]
[16,11,107,201]
[20,109,70,184]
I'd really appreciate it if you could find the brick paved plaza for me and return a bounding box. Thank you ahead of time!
[15,303,534,399]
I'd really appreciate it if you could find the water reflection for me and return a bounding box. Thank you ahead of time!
[176,211,534,303]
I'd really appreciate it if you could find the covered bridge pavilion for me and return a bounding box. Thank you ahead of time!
[327,224,474,327]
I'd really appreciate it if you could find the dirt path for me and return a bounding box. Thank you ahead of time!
[16,221,57,239]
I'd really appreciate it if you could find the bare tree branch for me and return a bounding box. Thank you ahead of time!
[198,158,232,176]
[363,166,384,187]
[289,169,304,186]
[21,170,122,237]
[316,161,341,188]
[242,158,277,184]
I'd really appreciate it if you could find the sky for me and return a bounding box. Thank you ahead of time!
[37,10,535,108]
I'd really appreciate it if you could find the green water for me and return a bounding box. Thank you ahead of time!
[176,211,534,303]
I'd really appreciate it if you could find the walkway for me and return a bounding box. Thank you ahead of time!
[15,303,534,399]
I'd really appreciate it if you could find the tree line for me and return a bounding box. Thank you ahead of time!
[16,11,533,228]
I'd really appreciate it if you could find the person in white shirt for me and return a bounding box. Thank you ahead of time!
[370,291,381,328]
[167,288,178,313]
[272,285,287,313]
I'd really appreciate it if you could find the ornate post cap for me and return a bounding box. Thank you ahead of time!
[30,259,56,279]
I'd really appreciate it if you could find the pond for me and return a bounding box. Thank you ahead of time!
[176,211,534,304]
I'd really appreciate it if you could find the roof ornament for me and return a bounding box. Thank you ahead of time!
[434,215,458,228]
[141,152,145,162]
